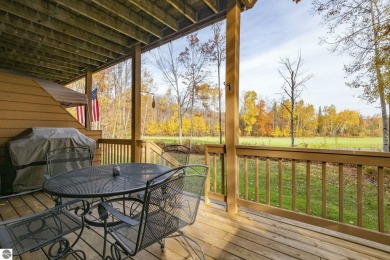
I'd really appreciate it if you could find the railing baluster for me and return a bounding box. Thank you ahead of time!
[266,157,270,205]
[213,154,217,193]
[339,163,344,223]
[279,158,282,208]
[322,162,327,218]
[221,154,225,195]
[109,143,113,164]
[204,148,210,205]
[129,144,131,162]
[244,156,248,200]
[306,161,310,214]
[255,157,259,203]
[116,144,119,163]
[378,166,384,232]
[292,159,296,211]
[357,165,363,227]
[102,143,106,164]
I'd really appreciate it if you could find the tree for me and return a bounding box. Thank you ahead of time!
[151,43,190,144]
[312,0,390,151]
[208,22,226,144]
[241,91,258,136]
[256,99,273,136]
[178,33,210,147]
[140,70,157,138]
[317,106,324,135]
[278,51,314,146]
[322,105,338,135]
[295,100,317,137]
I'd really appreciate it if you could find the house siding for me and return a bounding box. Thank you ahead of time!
[0,72,102,168]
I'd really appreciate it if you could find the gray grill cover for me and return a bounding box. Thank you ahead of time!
[8,128,96,192]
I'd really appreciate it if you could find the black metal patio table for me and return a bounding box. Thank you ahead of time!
[42,163,171,226]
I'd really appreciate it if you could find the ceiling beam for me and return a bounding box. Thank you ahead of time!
[55,0,148,44]
[0,52,81,74]
[92,0,161,38]
[0,13,117,60]
[0,22,109,64]
[0,60,76,81]
[166,0,197,23]
[3,0,131,49]
[0,57,79,78]
[241,0,257,8]
[203,0,218,13]
[0,36,101,68]
[0,40,97,70]
[128,0,178,31]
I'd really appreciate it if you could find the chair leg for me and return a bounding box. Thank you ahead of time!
[168,231,205,260]
[159,238,165,252]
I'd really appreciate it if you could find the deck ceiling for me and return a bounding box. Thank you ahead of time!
[0,0,253,85]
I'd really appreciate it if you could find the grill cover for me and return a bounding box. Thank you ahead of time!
[7,128,96,192]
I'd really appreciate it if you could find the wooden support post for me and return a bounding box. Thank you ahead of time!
[85,70,92,130]
[131,43,141,162]
[225,0,241,214]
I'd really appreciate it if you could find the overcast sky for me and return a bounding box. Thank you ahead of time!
[145,0,381,117]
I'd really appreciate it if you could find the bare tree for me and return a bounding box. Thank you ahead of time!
[208,22,226,144]
[312,0,390,151]
[151,43,190,144]
[278,51,314,146]
[178,33,210,147]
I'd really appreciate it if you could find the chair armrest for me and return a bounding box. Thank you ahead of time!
[98,199,141,226]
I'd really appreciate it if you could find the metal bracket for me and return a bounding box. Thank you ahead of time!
[224,82,231,91]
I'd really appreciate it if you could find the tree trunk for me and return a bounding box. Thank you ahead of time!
[370,0,388,152]
[218,66,223,144]
[178,101,183,144]
[388,100,390,149]
[291,103,295,147]
[189,84,195,148]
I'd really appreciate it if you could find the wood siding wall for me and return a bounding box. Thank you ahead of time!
[0,72,102,167]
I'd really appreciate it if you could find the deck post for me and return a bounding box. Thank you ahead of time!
[225,0,241,214]
[85,70,92,130]
[131,43,142,162]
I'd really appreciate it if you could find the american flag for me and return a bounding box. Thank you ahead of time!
[91,88,100,122]
[76,105,85,125]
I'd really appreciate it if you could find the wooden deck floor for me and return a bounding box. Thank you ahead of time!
[1,191,390,260]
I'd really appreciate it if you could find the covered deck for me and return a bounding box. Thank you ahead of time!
[1,0,390,257]
[1,190,390,260]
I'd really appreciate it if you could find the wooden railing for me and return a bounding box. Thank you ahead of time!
[204,144,390,246]
[98,138,132,164]
[98,139,390,245]
[98,139,172,166]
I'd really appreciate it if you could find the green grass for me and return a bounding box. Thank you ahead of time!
[145,136,383,151]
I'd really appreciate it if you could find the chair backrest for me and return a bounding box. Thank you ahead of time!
[160,144,191,166]
[137,164,208,252]
[46,146,92,178]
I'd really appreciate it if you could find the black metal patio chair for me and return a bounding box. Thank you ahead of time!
[0,199,89,259]
[98,164,208,260]
[160,144,191,166]
[46,146,92,206]
[46,146,92,178]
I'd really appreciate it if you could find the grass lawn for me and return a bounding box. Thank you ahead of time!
[145,136,383,151]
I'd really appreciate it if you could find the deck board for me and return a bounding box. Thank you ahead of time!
[1,191,390,260]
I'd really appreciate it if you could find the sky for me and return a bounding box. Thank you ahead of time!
[238,1,380,117]
[144,0,381,117]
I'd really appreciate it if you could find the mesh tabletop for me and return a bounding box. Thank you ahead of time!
[43,163,171,198]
